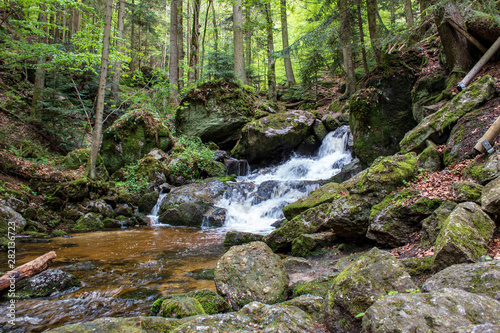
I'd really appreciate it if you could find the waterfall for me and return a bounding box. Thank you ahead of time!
[147,193,168,226]
[217,125,352,234]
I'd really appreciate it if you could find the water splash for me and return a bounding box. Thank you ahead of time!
[147,193,168,226]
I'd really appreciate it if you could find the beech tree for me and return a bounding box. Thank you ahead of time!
[280,0,295,86]
[169,0,180,107]
[233,0,246,84]
[339,0,355,96]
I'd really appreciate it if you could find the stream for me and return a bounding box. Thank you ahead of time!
[0,126,351,332]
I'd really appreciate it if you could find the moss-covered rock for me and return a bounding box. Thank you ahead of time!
[15,269,81,298]
[362,288,500,333]
[400,75,497,153]
[416,142,442,172]
[291,273,338,298]
[291,232,337,257]
[282,183,348,220]
[462,151,500,185]
[100,110,174,175]
[411,69,448,123]
[324,248,417,333]
[157,297,205,319]
[175,80,253,149]
[482,176,500,214]
[223,231,264,246]
[400,256,434,279]
[312,119,328,142]
[366,189,443,247]
[60,148,108,179]
[231,110,316,165]
[452,181,483,204]
[214,242,289,310]
[422,261,500,300]
[326,194,373,241]
[421,200,457,247]
[137,191,160,214]
[283,294,325,322]
[72,212,104,232]
[433,202,495,271]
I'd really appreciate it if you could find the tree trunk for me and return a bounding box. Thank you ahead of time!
[280,0,295,87]
[200,0,211,79]
[404,0,414,27]
[112,0,125,106]
[88,0,113,180]
[356,0,369,75]
[170,0,180,108]
[130,0,136,72]
[0,251,56,291]
[212,0,218,51]
[233,0,246,84]
[366,0,382,67]
[263,2,276,101]
[178,0,184,91]
[340,0,355,96]
[189,0,201,81]
[31,4,48,119]
[245,6,252,84]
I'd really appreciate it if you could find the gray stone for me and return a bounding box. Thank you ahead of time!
[291,232,337,257]
[223,231,264,246]
[463,151,500,185]
[283,257,313,274]
[416,142,443,172]
[15,269,81,298]
[421,200,457,247]
[482,176,500,214]
[283,294,325,322]
[453,181,483,204]
[0,203,26,233]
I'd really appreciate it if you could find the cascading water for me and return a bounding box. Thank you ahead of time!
[217,125,352,234]
[147,193,168,226]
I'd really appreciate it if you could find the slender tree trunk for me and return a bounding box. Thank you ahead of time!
[340,0,355,96]
[366,0,382,66]
[233,0,246,84]
[245,6,252,84]
[189,0,201,81]
[169,0,180,107]
[112,0,125,105]
[404,0,414,27]
[31,5,48,119]
[263,2,276,101]
[88,0,113,180]
[178,0,184,91]
[200,0,211,79]
[356,0,369,75]
[280,0,295,87]
[212,0,218,51]
[130,0,136,72]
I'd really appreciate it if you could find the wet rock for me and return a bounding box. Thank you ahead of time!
[223,231,264,246]
[101,110,174,175]
[362,288,500,333]
[421,200,457,247]
[175,81,253,149]
[433,202,495,271]
[416,142,443,172]
[462,151,500,185]
[231,110,316,165]
[312,119,328,141]
[214,241,289,310]
[453,181,483,204]
[366,189,443,247]
[283,257,313,274]
[422,261,500,301]
[291,231,337,257]
[324,248,417,333]
[322,110,343,131]
[15,269,81,298]
[119,288,161,301]
[102,217,122,228]
[325,194,373,241]
[283,294,325,322]
[137,191,160,214]
[115,204,133,217]
[401,75,497,153]
[203,207,226,227]
[188,269,215,281]
[482,176,500,214]
[173,301,315,333]
[72,212,103,232]
[156,297,205,318]
[349,69,417,166]
[327,157,363,184]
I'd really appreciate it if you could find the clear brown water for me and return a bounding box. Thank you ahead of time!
[0,226,226,332]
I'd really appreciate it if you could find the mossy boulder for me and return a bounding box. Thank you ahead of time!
[312,119,328,141]
[15,269,81,298]
[362,288,500,333]
[482,176,500,214]
[72,212,104,232]
[137,191,160,214]
[291,273,339,298]
[214,241,289,310]
[326,194,373,241]
[324,248,417,333]
[422,261,500,301]
[86,199,116,218]
[416,142,442,172]
[452,181,483,204]
[366,189,443,247]
[175,80,253,149]
[152,289,231,316]
[433,202,495,271]
[421,200,457,247]
[411,69,448,123]
[349,70,416,167]
[400,75,497,153]
[231,110,316,165]
[156,297,205,319]
[291,232,337,257]
[283,294,325,322]
[462,151,500,185]
[400,256,434,278]
[282,183,348,220]
[223,231,264,246]
[60,148,108,179]
[100,110,174,175]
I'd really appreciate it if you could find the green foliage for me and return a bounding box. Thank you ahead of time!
[203,51,235,82]
[112,164,149,194]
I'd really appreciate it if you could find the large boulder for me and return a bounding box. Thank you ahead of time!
[324,248,417,333]
[72,212,104,232]
[214,242,289,310]
[421,200,457,247]
[362,288,500,333]
[422,261,500,301]
[231,110,316,165]
[433,202,495,271]
[151,289,232,316]
[411,67,448,123]
[100,110,174,175]
[453,181,483,204]
[291,231,337,257]
[283,294,325,322]
[15,269,81,298]
[156,297,205,319]
[366,189,443,247]
[175,80,253,149]
[0,204,26,234]
[416,142,443,172]
[482,176,500,214]
[400,75,497,153]
[349,69,417,166]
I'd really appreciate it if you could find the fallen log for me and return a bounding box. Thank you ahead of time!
[0,251,56,291]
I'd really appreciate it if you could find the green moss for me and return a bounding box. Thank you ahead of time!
[292,275,338,298]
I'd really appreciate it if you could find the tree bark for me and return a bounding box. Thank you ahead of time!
[31,4,48,119]
[366,0,382,66]
[233,0,246,84]
[245,6,252,84]
[280,0,295,87]
[200,0,211,79]
[0,251,56,291]
[178,0,185,91]
[340,0,355,96]
[88,0,113,180]
[404,0,414,27]
[169,0,180,108]
[212,0,218,51]
[189,0,201,81]
[112,0,125,106]
[356,0,369,75]
[263,2,276,101]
